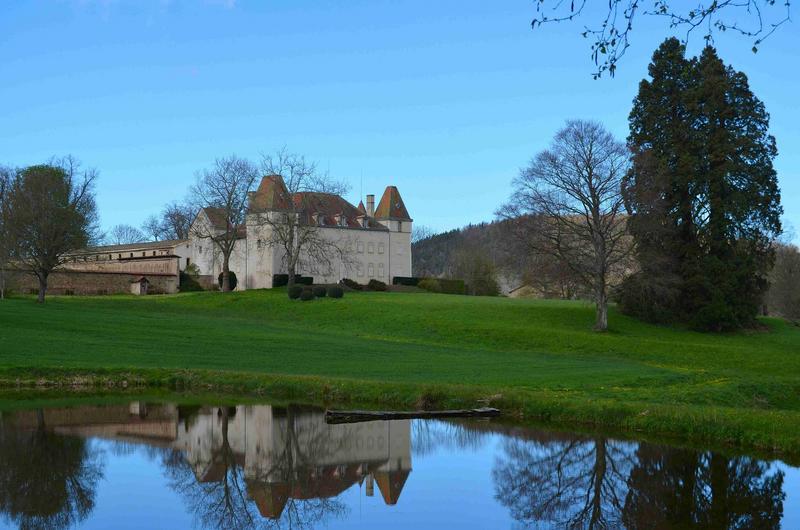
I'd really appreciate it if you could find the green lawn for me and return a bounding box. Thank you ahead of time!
[1,290,799,453]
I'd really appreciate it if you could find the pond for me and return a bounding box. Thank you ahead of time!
[0,400,797,529]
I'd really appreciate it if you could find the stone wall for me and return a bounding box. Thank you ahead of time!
[5,269,179,295]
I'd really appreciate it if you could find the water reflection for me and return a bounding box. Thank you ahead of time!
[0,403,793,529]
[0,410,102,530]
[489,427,786,529]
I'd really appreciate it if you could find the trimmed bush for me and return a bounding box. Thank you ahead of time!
[367,279,388,291]
[299,289,315,301]
[298,276,314,286]
[217,271,238,291]
[340,278,362,291]
[312,286,327,298]
[418,278,442,293]
[272,274,290,287]
[327,286,344,298]
[288,285,303,299]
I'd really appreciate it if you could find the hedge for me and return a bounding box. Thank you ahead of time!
[272,274,314,287]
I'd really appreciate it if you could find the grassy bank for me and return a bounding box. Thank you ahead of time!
[1,290,798,454]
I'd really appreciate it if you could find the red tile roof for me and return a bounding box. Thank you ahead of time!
[201,207,247,238]
[374,186,412,221]
[249,175,389,231]
[374,469,411,505]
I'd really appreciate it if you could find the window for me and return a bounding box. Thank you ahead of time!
[357,263,364,277]
[152,251,156,256]
[378,263,385,278]
[378,243,385,254]
[129,253,133,258]
[357,242,364,253]
[367,242,374,254]
[368,263,374,277]
[397,221,403,232]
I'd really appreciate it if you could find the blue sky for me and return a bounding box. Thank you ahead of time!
[1,1,797,240]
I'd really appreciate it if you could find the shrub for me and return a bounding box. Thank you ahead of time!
[299,289,315,301]
[616,272,681,324]
[288,285,303,299]
[438,278,466,295]
[392,276,421,286]
[327,286,344,298]
[367,279,387,291]
[418,278,441,293]
[179,272,204,292]
[312,286,327,298]
[298,276,314,285]
[340,278,362,291]
[217,271,238,291]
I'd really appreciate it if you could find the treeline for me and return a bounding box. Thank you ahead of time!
[412,219,586,299]
[419,38,796,332]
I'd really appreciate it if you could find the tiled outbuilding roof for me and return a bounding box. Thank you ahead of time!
[75,239,187,254]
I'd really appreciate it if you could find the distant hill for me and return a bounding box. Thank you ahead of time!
[412,221,520,293]
[412,219,585,298]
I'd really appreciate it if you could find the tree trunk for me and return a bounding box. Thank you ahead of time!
[221,254,231,292]
[37,273,48,304]
[594,283,608,331]
[286,258,296,289]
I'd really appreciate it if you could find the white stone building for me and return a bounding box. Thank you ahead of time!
[180,175,413,290]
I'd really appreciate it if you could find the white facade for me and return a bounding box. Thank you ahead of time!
[181,181,413,290]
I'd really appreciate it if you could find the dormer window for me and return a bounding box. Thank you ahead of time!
[312,213,321,226]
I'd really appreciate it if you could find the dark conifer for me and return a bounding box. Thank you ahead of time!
[621,39,782,330]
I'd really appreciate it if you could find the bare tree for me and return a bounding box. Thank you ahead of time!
[142,201,194,241]
[411,224,435,244]
[530,0,792,78]
[0,166,13,300]
[497,120,631,331]
[493,434,635,528]
[190,156,258,292]
[4,156,100,303]
[108,224,145,245]
[256,148,351,290]
[765,242,800,323]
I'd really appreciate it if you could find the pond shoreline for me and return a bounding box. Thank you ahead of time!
[2,366,798,462]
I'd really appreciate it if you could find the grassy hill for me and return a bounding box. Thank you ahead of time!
[1,290,798,453]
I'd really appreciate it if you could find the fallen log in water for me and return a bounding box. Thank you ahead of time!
[325,407,500,424]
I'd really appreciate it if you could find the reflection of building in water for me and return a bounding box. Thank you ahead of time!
[2,403,411,519]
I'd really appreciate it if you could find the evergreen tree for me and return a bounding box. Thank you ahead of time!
[621,39,782,331]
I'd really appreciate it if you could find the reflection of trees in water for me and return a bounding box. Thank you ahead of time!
[411,420,492,457]
[164,407,347,530]
[0,411,103,530]
[622,445,785,529]
[493,435,634,529]
[491,431,786,530]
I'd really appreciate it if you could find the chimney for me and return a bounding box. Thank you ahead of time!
[366,194,375,217]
